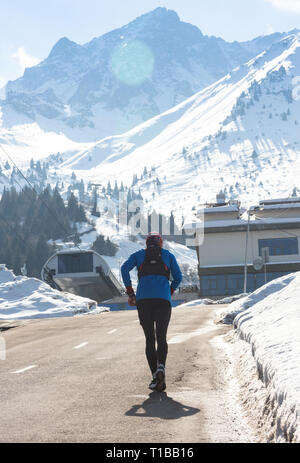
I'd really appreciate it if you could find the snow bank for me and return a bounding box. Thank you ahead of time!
[177,293,248,308]
[221,272,300,442]
[221,273,295,324]
[0,264,103,320]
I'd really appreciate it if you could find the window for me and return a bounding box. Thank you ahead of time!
[200,274,242,296]
[227,275,243,290]
[258,238,298,256]
[201,270,293,296]
[58,253,93,274]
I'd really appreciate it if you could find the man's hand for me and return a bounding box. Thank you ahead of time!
[126,286,136,306]
[170,287,175,296]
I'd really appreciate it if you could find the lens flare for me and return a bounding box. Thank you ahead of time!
[110,40,154,86]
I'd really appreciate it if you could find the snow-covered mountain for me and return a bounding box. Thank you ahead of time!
[0,9,300,222]
[53,32,300,216]
[0,8,290,142]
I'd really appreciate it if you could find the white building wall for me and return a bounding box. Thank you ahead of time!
[199,228,300,267]
[204,212,239,221]
[199,231,246,266]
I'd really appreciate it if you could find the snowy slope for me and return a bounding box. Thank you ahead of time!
[0,264,105,320]
[0,105,90,169]
[221,272,300,442]
[1,27,300,221]
[54,32,300,217]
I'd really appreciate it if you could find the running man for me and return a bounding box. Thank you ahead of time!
[121,232,182,392]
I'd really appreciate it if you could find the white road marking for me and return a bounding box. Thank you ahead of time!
[73,342,89,349]
[108,329,117,334]
[11,365,38,374]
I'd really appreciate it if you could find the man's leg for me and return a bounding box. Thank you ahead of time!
[137,300,157,375]
[155,300,172,368]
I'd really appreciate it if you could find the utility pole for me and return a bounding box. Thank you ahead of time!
[261,247,270,284]
[243,206,264,293]
[243,211,250,294]
[196,244,201,296]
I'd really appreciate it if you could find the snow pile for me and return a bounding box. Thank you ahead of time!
[178,293,248,308]
[222,274,295,324]
[221,272,300,442]
[0,264,101,320]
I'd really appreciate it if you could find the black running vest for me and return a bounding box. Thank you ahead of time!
[138,246,170,280]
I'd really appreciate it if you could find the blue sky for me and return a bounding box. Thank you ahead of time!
[1,0,300,88]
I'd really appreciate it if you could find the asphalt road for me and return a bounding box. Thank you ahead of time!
[0,304,254,443]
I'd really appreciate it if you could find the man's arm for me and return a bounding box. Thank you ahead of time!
[121,253,137,289]
[170,254,182,292]
[121,253,138,306]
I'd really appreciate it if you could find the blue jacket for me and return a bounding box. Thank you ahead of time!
[121,248,182,303]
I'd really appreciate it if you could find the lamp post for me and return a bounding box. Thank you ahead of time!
[243,206,264,293]
[243,211,251,294]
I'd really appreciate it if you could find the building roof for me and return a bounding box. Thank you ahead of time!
[201,205,240,214]
[184,217,300,234]
[259,197,300,206]
[257,203,300,210]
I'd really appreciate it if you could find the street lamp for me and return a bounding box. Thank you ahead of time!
[243,206,264,293]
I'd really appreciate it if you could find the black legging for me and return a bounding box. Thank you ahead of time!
[137,298,172,375]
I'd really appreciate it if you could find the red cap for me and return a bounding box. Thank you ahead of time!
[146,232,163,248]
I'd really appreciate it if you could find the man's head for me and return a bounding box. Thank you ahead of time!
[146,232,163,248]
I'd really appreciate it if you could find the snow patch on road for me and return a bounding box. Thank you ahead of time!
[11,365,38,374]
[177,293,248,309]
[168,324,218,344]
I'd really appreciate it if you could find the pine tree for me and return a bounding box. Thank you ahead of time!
[36,161,42,175]
[92,235,117,256]
[67,193,78,222]
[131,174,138,187]
[113,180,119,198]
[107,181,112,195]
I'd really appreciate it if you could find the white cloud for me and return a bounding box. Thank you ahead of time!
[265,0,300,13]
[12,47,41,74]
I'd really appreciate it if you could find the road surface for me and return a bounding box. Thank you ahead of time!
[0,304,256,443]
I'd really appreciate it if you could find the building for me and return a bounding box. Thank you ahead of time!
[185,196,300,297]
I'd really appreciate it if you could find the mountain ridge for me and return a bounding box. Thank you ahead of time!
[1,7,292,142]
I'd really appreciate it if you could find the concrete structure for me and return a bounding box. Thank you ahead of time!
[185,196,300,297]
[42,249,123,303]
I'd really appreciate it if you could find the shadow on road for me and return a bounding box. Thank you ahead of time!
[125,392,200,420]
